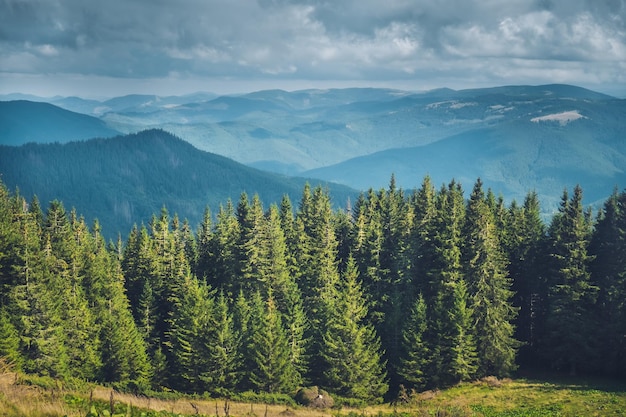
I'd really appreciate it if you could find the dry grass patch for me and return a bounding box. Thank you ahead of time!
[89,387,335,417]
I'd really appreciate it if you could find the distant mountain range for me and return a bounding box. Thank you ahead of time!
[1,83,624,217]
[0,129,356,238]
[0,100,120,145]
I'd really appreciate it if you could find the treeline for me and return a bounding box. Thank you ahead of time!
[1,176,625,403]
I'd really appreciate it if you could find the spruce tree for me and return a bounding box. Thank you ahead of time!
[248,291,297,393]
[321,256,388,402]
[211,201,240,294]
[166,273,214,392]
[295,185,341,385]
[506,192,546,364]
[463,179,519,377]
[83,223,151,388]
[423,181,477,387]
[543,186,598,375]
[195,206,214,281]
[397,294,429,390]
[0,306,21,369]
[200,289,240,395]
[43,202,102,380]
[589,189,626,376]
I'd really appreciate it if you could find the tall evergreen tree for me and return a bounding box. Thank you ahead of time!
[463,179,519,377]
[321,256,388,402]
[506,192,546,364]
[248,291,297,393]
[166,273,213,391]
[295,185,341,385]
[195,206,214,281]
[0,306,21,368]
[397,294,429,390]
[200,289,240,395]
[211,201,240,294]
[423,181,477,387]
[543,186,598,375]
[589,189,626,376]
[44,202,102,380]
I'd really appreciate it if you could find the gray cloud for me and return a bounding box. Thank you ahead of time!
[0,0,624,95]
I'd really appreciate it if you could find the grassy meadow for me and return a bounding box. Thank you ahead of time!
[1,369,625,417]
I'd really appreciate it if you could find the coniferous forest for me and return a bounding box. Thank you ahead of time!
[1,176,625,404]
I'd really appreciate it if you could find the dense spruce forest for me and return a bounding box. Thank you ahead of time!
[1,176,625,404]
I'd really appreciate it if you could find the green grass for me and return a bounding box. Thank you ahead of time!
[2,372,626,417]
[360,375,626,417]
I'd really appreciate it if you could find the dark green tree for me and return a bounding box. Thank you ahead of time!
[248,291,297,393]
[589,189,626,376]
[543,186,598,375]
[423,181,477,387]
[506,192,546,364]
[397,294,428,389]
[463,179,519,377]
[321,256,388,402]
[199,289,240,395]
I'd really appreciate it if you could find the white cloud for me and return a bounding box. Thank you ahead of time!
[0,0,624,96]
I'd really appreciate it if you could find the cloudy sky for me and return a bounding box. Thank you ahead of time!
[1,0,625,97]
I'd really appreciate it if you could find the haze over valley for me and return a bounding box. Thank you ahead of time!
[1,83,624,234]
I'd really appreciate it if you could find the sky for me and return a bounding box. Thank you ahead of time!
[1,0,625,98]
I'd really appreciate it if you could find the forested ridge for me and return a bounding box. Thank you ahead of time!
[1,176,625,404]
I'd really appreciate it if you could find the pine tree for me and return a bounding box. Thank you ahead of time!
[200,289,240,395]
[543,186,598,375]
[43,202,102,380]
[423,181,477,387]
[279,194,300,280]
[397,294,428,389]
[463,179,519,377]
[321,256,388,402]
[0,306,21,368]
[589,189,626,376]
[237,193,265,294]
[295,185,341,385]
[83,223,151,388]
[506,192,546,364]
[166,273,214,392]
[409,176,437,299]
[232,289,254,391]
[195,206,214,281]
[211,201,240,294]
[248,291,297,393]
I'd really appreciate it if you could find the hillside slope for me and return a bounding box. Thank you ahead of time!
[304,97,626,212]
[0,100,120,145]
[0,129,356,238]
[96,84,622,177]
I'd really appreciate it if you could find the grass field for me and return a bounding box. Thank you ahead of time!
[1,371,625,417]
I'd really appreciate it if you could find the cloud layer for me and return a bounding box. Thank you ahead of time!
[1,0,625,95]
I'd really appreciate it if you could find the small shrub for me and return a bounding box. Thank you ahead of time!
[233,390,296,406]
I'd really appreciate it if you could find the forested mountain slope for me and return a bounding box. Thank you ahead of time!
[0,129,356,238]
[0,100,120,145]
[303,96,626,213]
[94,85,623,179]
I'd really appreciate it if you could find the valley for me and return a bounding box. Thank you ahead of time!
[2,84,624,218]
